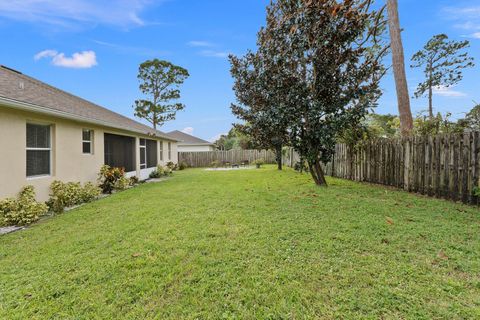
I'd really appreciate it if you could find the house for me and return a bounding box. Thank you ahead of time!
[0,65,179,202]
[167,130,216,152]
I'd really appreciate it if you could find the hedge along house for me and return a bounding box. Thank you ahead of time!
[0,65,179,202]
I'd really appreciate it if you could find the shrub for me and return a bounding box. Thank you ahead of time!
[211,160,220,168]
[115,176,130,191]
[179,161,188,170]
[166,161,178,171]
[98,165,126,194]
[48,181,81,213]
[164,166,173,175]
[0,186,48,226]
[149,165,171,179]
[48,181,101,213]
[253,158,265,168]
[474,186,480,197]
[80,182,101,203]
[149,170,161,179]
[129,176,139,186]
[157,165,166,176]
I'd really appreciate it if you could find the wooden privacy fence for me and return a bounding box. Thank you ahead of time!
[332,132,480,205]
[179,149,276,168]
[284,132,480,205]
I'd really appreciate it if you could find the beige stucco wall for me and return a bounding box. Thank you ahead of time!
[0,107,177,202]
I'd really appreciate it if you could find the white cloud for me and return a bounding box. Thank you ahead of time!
[0,0,159,30]
[200,50,230,58]
[443,6,480,34]
[34,50,98,69]
[182,127,194,135]
[470,32,480,39]
[34,49,58,60]
[432,86,467,98]
[92,39,169,57]
[187,41,213,47]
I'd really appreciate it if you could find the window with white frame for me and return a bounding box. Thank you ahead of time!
[26,123,51,177]
[168,142,172,160]
[160,141,164,161]
[139,138,147,169]
[82,129,93,154]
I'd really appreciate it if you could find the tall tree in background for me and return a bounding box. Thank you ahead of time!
[264,0,388,186]
[134,59,189,130]
[387,0,413,136]
[411,34,474,118]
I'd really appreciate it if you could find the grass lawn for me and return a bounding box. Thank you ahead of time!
[1,166,479,319]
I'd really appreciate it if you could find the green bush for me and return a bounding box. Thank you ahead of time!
[157,165,166,176]
[48,180,101,213]
[211,160,220,168]
[253,158,265,168]
[166,161,178,171]
[164,166,173,175]
[115,176,130,191]
[0,186,48,226]
[129,176,140,186]
[179,161,188,170]
[148,165,172,179]
[149,170,161,179]
[98,165,126,194]
[80,182,101,203]
[474,186,480,197]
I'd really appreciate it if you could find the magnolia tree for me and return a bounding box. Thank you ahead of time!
[230,45,292,170]
[257,0,388,186]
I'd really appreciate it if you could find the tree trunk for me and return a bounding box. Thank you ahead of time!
[275,144,283,170]
[428,85,433,118]
[308,159,328,187]
[428,66,433,118]
[387,0,413,136]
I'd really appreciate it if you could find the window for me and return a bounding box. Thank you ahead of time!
[146,139,158,168]
[82,129,93,154]
[168,142,172,160]
[26,123,51,177]
[139,138,147,169]
[104,133,136,172]
[159,141,164,161]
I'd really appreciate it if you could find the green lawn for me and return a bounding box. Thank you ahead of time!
[1,167,479,319]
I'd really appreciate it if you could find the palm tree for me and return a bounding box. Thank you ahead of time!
[387,0,413,136]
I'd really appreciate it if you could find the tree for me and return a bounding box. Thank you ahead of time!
[413,112,467,136]
[230,40,291,170]
[213,128,254,151]
[261,0,387,186]
[386,0,413,136]
[133,59,189,130]
[411,34,474,119]
[464,103,480,131]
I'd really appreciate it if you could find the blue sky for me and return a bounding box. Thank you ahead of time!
[0,0,479,141]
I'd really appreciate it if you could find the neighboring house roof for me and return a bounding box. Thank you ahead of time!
[0,65,178,141]
[167,130,215,146]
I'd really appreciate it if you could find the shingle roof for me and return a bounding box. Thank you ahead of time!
[0,65,176,141]
[167,130,214,145]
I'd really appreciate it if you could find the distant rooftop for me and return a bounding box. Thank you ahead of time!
[0,65,177,141]
[167,130,214,145]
